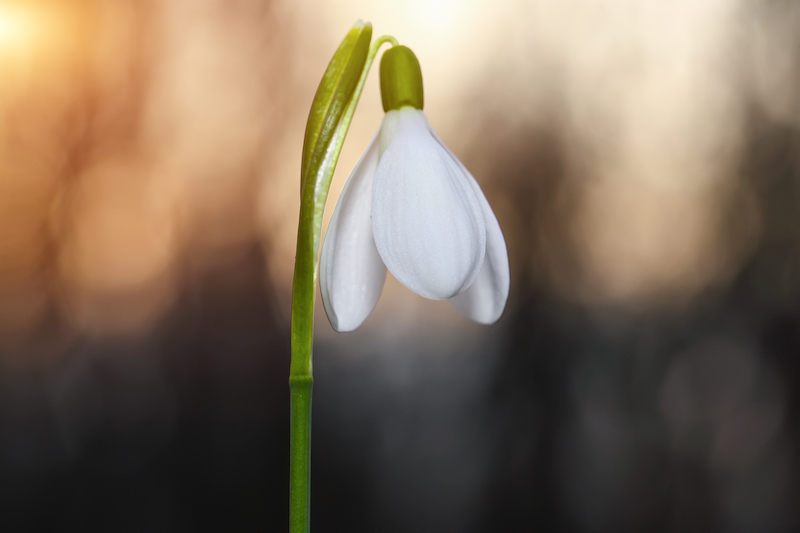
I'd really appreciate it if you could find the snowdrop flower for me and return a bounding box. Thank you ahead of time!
[320,45,510,332]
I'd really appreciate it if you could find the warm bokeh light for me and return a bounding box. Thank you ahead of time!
[0,2,80,67]
[56,156,180,335]
[0,4,31,49]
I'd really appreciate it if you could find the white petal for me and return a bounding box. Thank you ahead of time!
[422,116,510,324]
[372,108,486,300]
[320,132,387,332]
[447,196,510,324]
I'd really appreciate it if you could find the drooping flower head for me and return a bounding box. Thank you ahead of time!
[320,44,510,332]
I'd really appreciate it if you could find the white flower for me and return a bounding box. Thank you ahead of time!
[320,106,510,332]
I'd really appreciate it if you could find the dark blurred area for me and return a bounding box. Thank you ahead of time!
[1,1,799,531]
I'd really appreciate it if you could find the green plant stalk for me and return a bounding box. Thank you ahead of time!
[289,25,398,533]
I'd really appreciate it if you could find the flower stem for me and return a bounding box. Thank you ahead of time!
[289,31,397,533]
[288,375,312,533]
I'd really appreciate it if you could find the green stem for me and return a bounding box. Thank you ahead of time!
[289,33,397,533]
[288,376,312,533]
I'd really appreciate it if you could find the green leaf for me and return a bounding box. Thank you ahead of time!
[301,21,372,193]
[292,21,372,378]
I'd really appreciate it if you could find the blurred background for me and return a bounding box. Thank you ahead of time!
[0,0,799,531]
